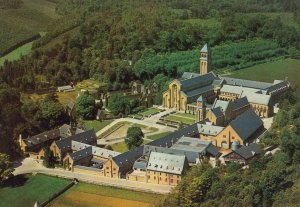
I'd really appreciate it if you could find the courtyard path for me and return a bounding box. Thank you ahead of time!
[14,158,172,194]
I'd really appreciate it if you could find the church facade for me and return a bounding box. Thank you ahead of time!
[162,43,291,118]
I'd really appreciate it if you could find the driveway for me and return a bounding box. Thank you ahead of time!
[14,158,172,194]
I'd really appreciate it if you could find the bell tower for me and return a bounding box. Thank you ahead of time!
[196,96,206,122]
[200,43,211,75]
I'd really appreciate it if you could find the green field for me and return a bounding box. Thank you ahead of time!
[111,140,149,153]
[82,120,114,132]
[49,182,164,207]
[0,0,60,55]
[0,42,33,66]
[230,58,300,97]
[165,113,195,125]
[139,108,160,116]
[147,132,172,140]
[0,174,69,207]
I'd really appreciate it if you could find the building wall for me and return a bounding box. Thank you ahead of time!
[50,142,62,160]
[206,110,224,126]
[63,154,92,171]
[146,170,181,186]
[162,80,187,111]
[250,103,272,118]
[73,166,103,176]
[214,125,244,149]
[103,159,120,178]
[127,173,147,182]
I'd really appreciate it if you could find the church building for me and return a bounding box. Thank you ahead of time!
[162,43,291,118]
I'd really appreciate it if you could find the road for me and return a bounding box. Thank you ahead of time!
[14,158,172,194]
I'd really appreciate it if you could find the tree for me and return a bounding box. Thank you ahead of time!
[125,127,144,150]
[76,93,96,119]
[108,94,132,115]
[0,153,14,183]
[43,147,56,168]
[37,97,66,130]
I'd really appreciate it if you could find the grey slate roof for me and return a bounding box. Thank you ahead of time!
[211,107,224,118]
[180,72,216,91]
[266,80,290,96]
[59,124,84,139]
[112,146,144,168]
[230,109,263,141]
[66,101,75,110]
[197,123,224,136]
[146,152,187,175]
[171,137,211,153]
[212,99,230,112]
[221,77,273,90]
[231,97,250,111]
[147,123,199,148]
[225,143,261,160]
[133,160,147,170]
[181,72,201,80]
[55,130,97,153]
[206,145,221,157]
[201,43,209,53]
[24,129,61,147]
[184,84,214,99]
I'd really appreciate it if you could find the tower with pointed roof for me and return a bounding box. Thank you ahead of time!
[196,96,206,122]
[200,43,211,75]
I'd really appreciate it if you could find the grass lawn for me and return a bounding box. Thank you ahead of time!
[0,174,69,207]
[147,132,172,140]
[111,140,149,153]
[82,120,114,132]
[49,182,164,207]
[230,58,300,98]
[165,113,195,125]
[139,108,160,116]
[0,42,33,66]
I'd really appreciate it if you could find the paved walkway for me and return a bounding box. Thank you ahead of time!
[14,158,172,194]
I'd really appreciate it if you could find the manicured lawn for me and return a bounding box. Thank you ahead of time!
[165,113,195,125]
[147,132,172,140]
[0,42,33,66]
[139,108,160,116]
[82,120,114,132]
[111,140,149,153]
[230,58,300,98]
[49,182,164,207]
[0,174,69,207]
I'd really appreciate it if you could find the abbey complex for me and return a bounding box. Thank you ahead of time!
[162,44,290,119]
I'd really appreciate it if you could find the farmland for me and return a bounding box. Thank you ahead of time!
[230,58,300,98]
[49,182,164,207]
[0,0,60,56]
[0,174,69,207]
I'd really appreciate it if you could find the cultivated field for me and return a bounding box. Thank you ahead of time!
[0,174,69,207]
[49,182,164,207]
[0,0,60,55]
[230,58,300,98]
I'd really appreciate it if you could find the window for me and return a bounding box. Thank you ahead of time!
[160,177,162,181]
[223,135,226,138]
[170,179,173,183]
[106,167,109,170]
[113,168,116,171]
[232,136,235,139]
[154,176,156,180]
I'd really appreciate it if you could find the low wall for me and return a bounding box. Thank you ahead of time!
[73,165,103,177]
